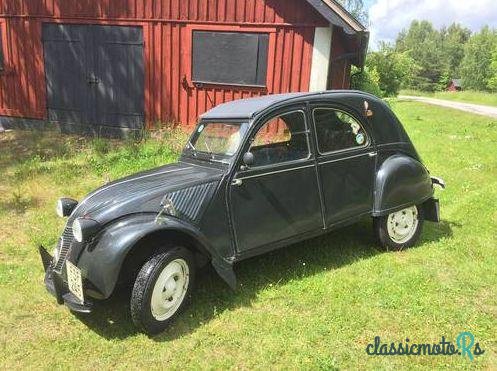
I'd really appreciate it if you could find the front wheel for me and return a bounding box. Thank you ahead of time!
[130,247,195,335]
[373,205,424,251]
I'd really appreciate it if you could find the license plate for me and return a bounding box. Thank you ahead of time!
[66,260,84,303]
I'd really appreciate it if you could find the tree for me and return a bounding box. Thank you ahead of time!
[440,23,471,78]
[460,26,497,91]
[488,48,497,91]
[396,20,445,91]
[337,0,368,25]
[351,65,382,97]
[365,44,416,96]
[352,44,417,97]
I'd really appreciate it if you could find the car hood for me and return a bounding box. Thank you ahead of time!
[69,161,224,224]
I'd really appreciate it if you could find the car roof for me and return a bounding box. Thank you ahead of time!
[199,90,378,120]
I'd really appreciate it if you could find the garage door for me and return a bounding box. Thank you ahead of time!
[43,24,144,130]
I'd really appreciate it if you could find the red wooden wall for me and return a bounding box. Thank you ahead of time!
[0,0,337,127]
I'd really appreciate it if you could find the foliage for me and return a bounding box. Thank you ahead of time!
[487,47,497,91]
[396,20,446,92]
[350,66,382,97]
[460,26,497,91]
[1,103,496,369]
[354,44,416,97]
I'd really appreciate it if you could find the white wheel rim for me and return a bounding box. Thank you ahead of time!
[386,206,419,244]
[150,258,189,321]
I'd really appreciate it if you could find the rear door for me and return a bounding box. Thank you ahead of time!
[311,104,376,226]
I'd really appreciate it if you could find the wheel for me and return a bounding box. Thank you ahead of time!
[373,205,424,251]
[130,247,195,335]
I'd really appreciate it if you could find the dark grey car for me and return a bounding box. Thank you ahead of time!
[39,91,444,334]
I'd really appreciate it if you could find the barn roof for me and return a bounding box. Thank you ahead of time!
[306,0,367,34]
[200,91,373,120]
[306,0,369,67]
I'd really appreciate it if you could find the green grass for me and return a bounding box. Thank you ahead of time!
[1,103,496,369]
[401,89,497,107]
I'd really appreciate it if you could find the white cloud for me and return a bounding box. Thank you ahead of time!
[368,0,497,49]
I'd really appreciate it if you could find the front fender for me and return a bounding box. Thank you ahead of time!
[373,154,434,216]
[77,213,219,299]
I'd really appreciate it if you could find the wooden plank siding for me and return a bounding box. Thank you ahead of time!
[0,0,348,127]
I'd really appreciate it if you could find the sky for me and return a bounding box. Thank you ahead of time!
[364,0,497,49]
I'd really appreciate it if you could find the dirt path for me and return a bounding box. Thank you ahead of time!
[399,95,497,119]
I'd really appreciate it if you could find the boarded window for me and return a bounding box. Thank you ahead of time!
[192,31,269,87]
[0,27,4,71]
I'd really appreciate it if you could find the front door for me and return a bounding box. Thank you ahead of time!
[43,24,144,130]
[312,105,375,226]
[230,107,323,254]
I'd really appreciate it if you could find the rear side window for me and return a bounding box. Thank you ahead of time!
[192,31,269,86]
[250,111,309,167]
[313,108,368,153]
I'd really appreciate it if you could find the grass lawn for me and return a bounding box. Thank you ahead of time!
[401,89,497,107]
[1,102,496,369]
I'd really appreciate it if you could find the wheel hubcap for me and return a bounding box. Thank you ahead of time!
[386,206,419,244]
[150,258,189,321]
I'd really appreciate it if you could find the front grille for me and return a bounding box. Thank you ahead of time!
[54,223,74,273]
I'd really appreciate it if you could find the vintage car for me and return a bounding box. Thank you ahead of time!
[39,91,445,334]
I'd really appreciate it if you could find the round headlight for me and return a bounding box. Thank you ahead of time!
[72,219,83,242]
[56,199,64,218]
[56,198,78,218]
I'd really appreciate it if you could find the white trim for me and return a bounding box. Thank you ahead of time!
[309,27,332,92]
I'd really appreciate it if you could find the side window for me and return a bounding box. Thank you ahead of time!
[249,111,309,167]
[313,108,368,153]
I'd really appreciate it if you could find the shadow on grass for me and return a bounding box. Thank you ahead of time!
[75,218,457,341]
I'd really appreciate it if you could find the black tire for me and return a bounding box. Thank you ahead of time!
[373,205,424,251]
[130,246,195,335]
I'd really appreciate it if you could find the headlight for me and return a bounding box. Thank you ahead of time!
[56,198,78,217]
[72,218,100,242]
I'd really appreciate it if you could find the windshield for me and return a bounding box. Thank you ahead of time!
[188,121,249,159]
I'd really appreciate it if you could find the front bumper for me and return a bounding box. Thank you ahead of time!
[39,245,93,313]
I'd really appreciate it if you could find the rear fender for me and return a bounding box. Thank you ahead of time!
[373,154,434,216]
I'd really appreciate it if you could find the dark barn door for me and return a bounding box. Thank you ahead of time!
[43,24,144,131]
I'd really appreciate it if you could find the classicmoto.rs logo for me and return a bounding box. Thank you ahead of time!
[366,332,485,361]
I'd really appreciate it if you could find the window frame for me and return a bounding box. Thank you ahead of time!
[312,107,371,156]
[247,109,312,170]
[185,25,276,89]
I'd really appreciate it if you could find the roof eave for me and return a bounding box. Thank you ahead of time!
[305,0,367,34]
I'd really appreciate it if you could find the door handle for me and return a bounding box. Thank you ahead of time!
[368,152,377,157]
[231,179,243,186]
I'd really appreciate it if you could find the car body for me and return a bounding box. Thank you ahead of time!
[39,91,444,334]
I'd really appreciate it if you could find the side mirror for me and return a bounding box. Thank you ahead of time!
[241,152,254,169]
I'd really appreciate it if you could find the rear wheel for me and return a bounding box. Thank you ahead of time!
[130,246,195,335]
[373,205,424,251]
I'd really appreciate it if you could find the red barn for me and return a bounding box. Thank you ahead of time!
[0,0,368,135]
